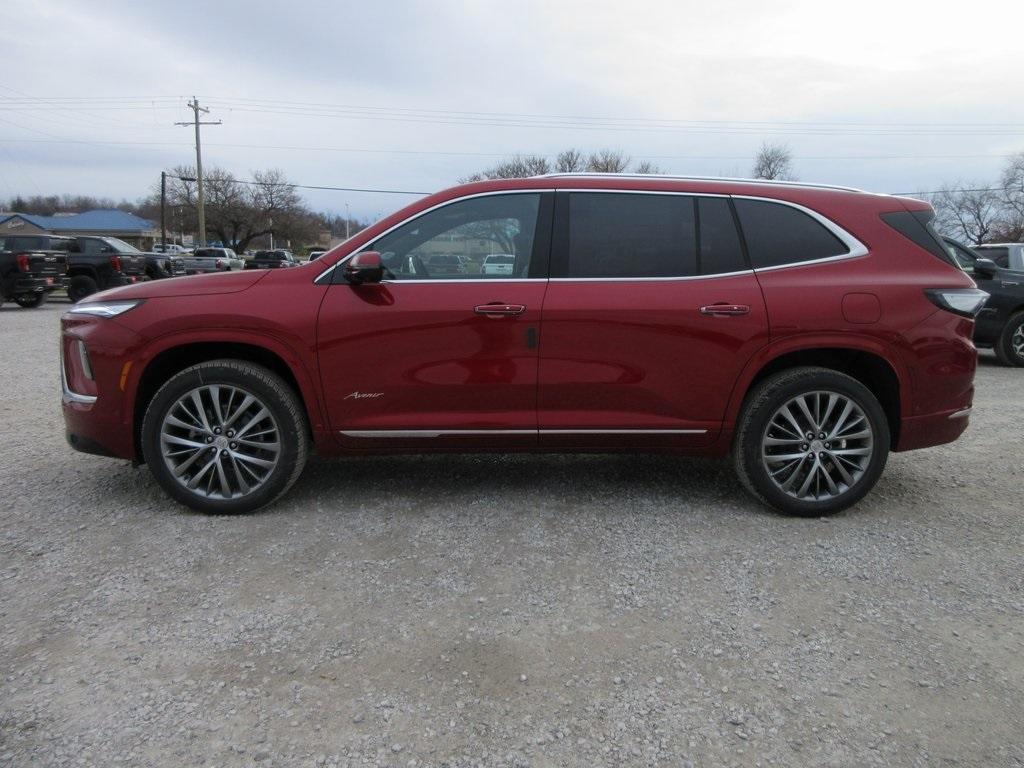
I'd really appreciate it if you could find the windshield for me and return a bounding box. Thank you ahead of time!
[103,237,141,253]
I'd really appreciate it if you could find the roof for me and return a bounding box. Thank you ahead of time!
[0,209,156,233]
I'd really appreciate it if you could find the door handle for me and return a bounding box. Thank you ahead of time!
[700,303,751,316]
[474,303,526,316]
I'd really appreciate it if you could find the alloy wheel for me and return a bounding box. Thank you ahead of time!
[761,390,874,502]
[159,384,280,500]
[1012,323,1024,360]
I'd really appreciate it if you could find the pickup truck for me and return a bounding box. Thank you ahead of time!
[0,235,69,308]
[179,247,245,274]
[66,236,150,302]
[971,243,1024,272]
[944,237,1024,366]
[245,249,299,269]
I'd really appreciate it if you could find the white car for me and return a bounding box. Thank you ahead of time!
[481,254,515,276]
[151,243,191,255]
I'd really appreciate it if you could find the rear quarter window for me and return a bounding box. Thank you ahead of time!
[733,198,848,269]
[880,209,959,267]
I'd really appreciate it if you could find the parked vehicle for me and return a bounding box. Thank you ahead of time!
[179,247,245,274]
[971,242,1024,271]
[61,174,986,516]
[245,249,299,269]
[481,253,516,276]
[0,235,69,308]
[944,237,1024,366]
[151,243,191,255]
[423,253,466,275]
[306,250,326,262]
[66,236,149,302]
[142,252,186,280]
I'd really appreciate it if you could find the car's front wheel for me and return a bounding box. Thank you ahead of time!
[734,367,890,516]
[141,360,309,514]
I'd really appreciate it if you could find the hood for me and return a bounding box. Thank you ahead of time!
[88,269,268,301]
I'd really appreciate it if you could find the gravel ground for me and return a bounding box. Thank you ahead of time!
[2,300,1022,768]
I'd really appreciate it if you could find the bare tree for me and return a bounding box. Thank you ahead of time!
[633,160,664,175]
[555,148,586,172]
[163,166,317,252]
[928,183,1002,245]
[586,149,630,173]
[994,152,1024,242]
[460,154,551,182]
[751,142,796,180]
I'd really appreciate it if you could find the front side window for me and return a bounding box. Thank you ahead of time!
[369,193,541,280]
[567,192,697,278]
[735,199,848,269]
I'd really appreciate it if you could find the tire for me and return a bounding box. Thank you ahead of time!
[734,366,890,516]
[993,312,1024,367]
[14,293,45,308]
[67,275,98,303]
[141,360,309,514]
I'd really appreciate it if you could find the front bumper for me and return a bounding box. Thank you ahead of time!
[60,313,141,461]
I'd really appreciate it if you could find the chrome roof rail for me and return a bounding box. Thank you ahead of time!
[534,172,867,194]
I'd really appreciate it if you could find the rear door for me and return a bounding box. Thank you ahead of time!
[317,191,553,449]
[537,190,768,447]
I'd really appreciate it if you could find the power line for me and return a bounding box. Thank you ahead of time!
[0,137,1015,164]
[164,172,428,196]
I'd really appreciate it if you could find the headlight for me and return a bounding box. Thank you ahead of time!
[69,300,143,318]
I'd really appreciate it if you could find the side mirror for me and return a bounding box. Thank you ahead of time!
[973,257,998,278]
[343,251,384,284]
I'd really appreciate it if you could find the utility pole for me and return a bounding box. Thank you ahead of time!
[345,202,350,239]
[175,97,221,247]
[160,171,167,248]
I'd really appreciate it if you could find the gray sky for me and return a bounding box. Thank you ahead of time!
[1,0,1022,220]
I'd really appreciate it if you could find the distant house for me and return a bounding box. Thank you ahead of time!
[0,209,159,249]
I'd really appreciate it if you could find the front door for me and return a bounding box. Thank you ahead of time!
[316,192,552,449]
[537,191,769,447]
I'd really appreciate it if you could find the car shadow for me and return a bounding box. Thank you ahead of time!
[285,452,754,518]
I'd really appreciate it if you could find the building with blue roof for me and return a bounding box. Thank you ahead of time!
[0,209,159,248]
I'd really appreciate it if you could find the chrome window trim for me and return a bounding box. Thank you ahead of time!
[59,338,97,404]
[315,189,545,284]
[549,269,751,284]
[317,187,869,283]
[731,195,869,271]
[537,172,868,194]
[340,428,707,437]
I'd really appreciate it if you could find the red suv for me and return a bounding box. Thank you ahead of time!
[61,175,987,516]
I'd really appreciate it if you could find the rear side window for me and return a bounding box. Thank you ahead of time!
[567,193,697,278]
[734,199,848,269]
[697,197,747,275]
[880,209,959,267]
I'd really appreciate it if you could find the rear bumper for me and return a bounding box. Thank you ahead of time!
[8,275,60,295]
[895,404,972,452]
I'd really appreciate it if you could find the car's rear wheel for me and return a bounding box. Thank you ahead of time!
[994,312,1024,367]
[734,367,890,516]
[67,275,98,303]
[14,293,45,308]
[141,360,309,514]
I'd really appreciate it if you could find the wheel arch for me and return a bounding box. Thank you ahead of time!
[129,334,326,461]
[727,341,905,449]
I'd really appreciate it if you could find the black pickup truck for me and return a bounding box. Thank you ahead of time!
[245,249,299,270]
[944,237,1024,366]
[65,236,150,302]
[0,235,69,308]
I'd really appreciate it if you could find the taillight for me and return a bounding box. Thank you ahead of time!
[215,259,223,269]
[924,288,989,318]
[15,253,30,272]
[109,255,122,272]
